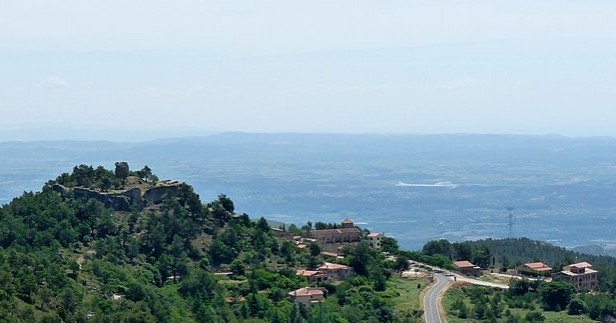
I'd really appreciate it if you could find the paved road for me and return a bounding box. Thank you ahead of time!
[412,260,509,323]
[454,274,509,289]
[423,273,451,323]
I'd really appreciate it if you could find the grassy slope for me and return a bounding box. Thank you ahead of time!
[443,284,595,323]
[389,277,431,313]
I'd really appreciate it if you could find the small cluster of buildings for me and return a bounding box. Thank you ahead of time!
[272,218,385,257]
[286,219,385,307]
[307,219,384,254]
[290,262,354,307]
[453,259,598,291]
[518,261,597,291]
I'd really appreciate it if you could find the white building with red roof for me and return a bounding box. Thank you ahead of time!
[288,287,327,308]
[553,261,598,291]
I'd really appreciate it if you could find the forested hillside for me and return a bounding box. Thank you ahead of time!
[458,238,616,270]
[0,164,420,322]
[419,237,616,321]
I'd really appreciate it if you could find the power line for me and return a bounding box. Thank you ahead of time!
[506,207,514,238]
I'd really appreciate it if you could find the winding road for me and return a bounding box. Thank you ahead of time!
[423,273,451,323]
[411,260,509,323]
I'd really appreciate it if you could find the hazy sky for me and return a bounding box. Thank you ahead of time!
[2,1,616,138]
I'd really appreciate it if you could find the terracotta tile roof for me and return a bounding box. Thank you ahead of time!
[342,219,354,224]
[569,262,592,268]
[454,260,477,268]
[524,262,552,271]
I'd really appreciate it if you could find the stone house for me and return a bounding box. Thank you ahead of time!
[309,219,361,244]
[309,219,361,253]
[553,262,598,291]
[367,232,384,249]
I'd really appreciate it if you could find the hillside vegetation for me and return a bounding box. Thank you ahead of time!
[0,164,422,322]
[419,237,616,321]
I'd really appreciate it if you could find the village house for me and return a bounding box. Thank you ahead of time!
[309,219,361,253]
[296,269,330,283]
[453,260,481,277]
[288,287,327,308]
[317,262,353,280]
[521,262,552,276]
[296,262,353,283]
[553,261,598,291]
[367,232,384,249]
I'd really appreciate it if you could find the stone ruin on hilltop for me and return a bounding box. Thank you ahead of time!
[51,162,184,211]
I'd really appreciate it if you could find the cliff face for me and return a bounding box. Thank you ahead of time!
[73,187,136,211]
[59,181,182,211]
[143,184,181,204]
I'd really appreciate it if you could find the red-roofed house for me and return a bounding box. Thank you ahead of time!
[296,269,330,283]
[553,262,598,291]
[522,262,552,276]
[453,260,481,277]
[288,287,327,308]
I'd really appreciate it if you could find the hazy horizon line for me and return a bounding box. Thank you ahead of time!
[1,126,615,143]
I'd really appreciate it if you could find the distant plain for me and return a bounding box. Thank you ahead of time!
[2,133,615,251]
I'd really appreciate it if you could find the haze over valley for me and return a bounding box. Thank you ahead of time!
[2,133,615,252]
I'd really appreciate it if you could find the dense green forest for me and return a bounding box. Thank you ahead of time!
[0,164,422,323]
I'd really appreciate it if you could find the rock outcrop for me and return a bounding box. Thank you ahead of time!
[73,187,134,211]
[143,181,182,204]
[66,180,183,211]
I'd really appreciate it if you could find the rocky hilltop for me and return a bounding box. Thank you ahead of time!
[50,162,183,211]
